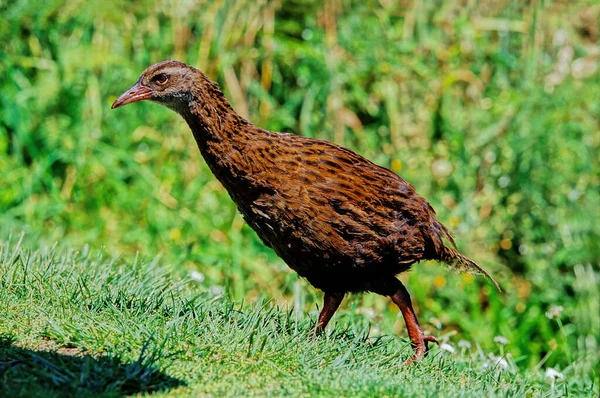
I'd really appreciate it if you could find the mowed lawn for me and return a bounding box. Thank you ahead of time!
[1,237,596,397]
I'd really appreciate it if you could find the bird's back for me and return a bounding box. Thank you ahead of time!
[223,132,455,292]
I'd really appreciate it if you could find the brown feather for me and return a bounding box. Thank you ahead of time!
[113,60,500,295]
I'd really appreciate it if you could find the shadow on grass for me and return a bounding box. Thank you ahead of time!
[0,335,184,398]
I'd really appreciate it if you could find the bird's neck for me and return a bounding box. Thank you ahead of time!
[178,86,261,189]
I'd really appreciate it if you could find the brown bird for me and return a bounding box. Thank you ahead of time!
[112,60,500,362]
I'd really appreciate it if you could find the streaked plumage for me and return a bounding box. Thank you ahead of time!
[113,60,499,362]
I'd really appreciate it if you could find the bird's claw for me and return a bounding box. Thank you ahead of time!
[405,334,439,365]
[423,335,439,345]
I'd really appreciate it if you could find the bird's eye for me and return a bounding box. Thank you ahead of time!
[153,74,168,85]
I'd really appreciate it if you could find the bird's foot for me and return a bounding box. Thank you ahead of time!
[405,334,439,365]
[389,281,440,365]
[310,293,344,340]
[309,324,325,339]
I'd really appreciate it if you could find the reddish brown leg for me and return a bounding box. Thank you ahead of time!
[390,281,438,363]
[312,292,344,336]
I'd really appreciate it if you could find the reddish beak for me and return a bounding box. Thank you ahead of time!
[111,81,153,109]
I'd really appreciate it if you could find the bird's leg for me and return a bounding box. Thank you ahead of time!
[390,281,438,363]
[311,292,344,336]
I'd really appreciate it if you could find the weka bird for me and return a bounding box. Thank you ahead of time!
[112,60,500,361]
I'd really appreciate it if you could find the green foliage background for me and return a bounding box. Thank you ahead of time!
[1,0,598,381]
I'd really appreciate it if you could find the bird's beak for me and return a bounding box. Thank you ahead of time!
[111,80,153,109]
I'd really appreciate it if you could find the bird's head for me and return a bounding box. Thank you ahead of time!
[111,60,203,113]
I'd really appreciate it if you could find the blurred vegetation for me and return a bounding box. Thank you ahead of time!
[0,0,598,381]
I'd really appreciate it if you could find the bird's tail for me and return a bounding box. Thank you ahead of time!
[429,216,501,291]
[440,245,502,292]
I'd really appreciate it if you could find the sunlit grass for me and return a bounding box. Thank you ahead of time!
[0,0,599,394]
[1,238,596,397]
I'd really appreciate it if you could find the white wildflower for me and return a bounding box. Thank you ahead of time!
[189,270,205,283]
[209,285,225,297]
[495,357,509,370]
[494,335,509,345]
[369,326,381,338]
[458,340,472,349]
[488,353,509,370]
[545,305,563,319]
[359,307,376,319]
[545,368,565,380]
[440,343,455,354]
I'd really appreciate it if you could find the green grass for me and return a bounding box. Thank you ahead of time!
[1,0,599,396]
[1,237,596,397]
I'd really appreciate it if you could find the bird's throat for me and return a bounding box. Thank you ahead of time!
[179,89,258,190]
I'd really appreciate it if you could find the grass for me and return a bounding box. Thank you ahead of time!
[1,0,599,396]
[1,237,596,397]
